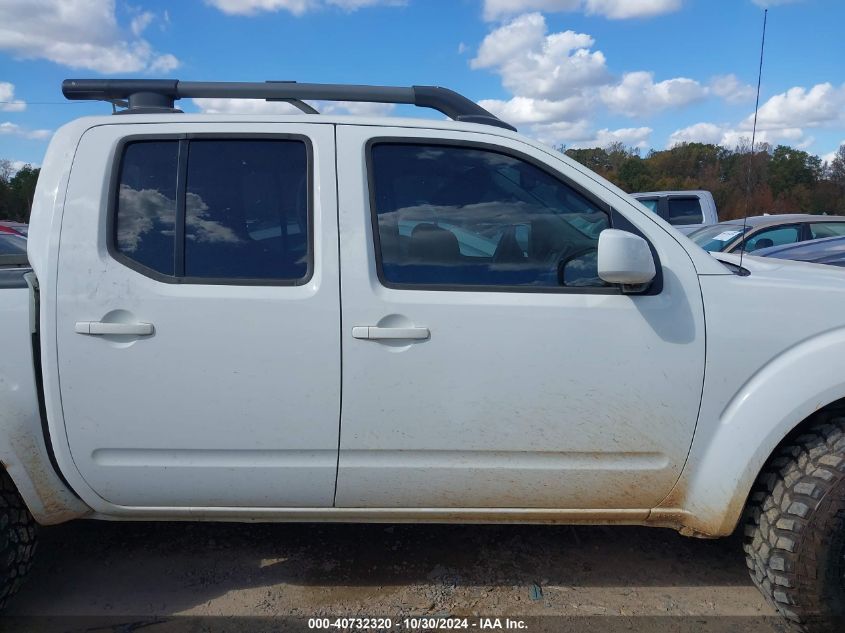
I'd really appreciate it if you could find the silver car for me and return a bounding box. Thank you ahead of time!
[688,214,845,253]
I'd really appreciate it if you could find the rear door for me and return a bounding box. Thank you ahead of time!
[57,123,340,507]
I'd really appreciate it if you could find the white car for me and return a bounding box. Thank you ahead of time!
[1,78,844,632]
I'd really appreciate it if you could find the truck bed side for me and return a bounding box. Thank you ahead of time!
[0,266,90,524]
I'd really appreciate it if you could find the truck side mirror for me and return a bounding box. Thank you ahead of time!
[597,229,656,290]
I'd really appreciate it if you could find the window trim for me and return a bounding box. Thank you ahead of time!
[107,132,315,286]
[365,137,660,295]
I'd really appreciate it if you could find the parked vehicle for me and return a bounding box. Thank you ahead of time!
[630,190,718,234]
[0,222,27,237]
[753,234,845,267]
[689,214,845,254]
[0,233,27,263]
[2,78,845,631]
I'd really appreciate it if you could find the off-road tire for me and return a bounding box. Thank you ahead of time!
[0,471,37,610]
[743,415,845,632]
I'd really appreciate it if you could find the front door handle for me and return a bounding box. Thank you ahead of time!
[75,321,154,336]
[352,326,430,340]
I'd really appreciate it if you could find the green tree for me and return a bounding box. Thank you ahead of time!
[0,162,40,223]
[830,144,845,186]
[768,145,817,198]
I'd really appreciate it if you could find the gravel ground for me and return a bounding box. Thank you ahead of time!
[4,520,788,632]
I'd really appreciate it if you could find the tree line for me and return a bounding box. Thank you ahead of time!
[0,159,39,223]
[564,142,845,220]
[3,142,845,224]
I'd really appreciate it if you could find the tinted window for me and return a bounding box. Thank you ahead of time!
[637,198,659,213]
[809,222,845,239]
[666,197,703,225]
[370,143,610,289]
[113,138,309,283]
[185,140,309,280]
[743,225,801,252]
[115,141,178,275]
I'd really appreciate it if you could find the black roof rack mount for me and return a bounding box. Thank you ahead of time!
[62,79,516,132]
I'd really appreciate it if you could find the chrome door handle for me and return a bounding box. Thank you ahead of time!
[352,326,430,340]
[75,321,154,336]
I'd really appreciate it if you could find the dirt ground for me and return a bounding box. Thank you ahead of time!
[4,520,789,632]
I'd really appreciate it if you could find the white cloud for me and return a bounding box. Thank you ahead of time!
[601,71,706,117]
[8,160,37,174]
[821,142,844,166]
[571,126,653,149]
[192,98,394,117]
[482,0,681,21]
[668,81,845,151]
[668,122,806,149]
[0,122,51,140]
[479,95,592,125]
[468,11,711,148]
[206,0,405,16]
[471,13,609,100]
[130,11,155,37]
[710,74,756,104]
[751,82,845,130]
[0,0,179,73]
[0,82,25,112]
[668,122,725,146]
[583,0,682,19]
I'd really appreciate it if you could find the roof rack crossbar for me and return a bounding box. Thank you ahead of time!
[61,79,516,131]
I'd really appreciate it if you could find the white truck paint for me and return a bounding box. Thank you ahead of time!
[2,112,837,529]
[3,107,845,628]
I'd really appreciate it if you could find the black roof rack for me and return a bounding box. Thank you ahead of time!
[61,79,516,131]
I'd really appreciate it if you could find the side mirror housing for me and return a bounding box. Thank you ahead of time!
[597,229,656,290]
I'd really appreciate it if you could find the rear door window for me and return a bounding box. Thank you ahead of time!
[113,137,310,284]
[184,139,309,281]
[637,198,659,213]
[114,141,178,276]
[666,197,703,226]
[809,222,845,239]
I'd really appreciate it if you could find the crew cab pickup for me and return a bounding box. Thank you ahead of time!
[632,190,719,234]
[2,79,845,631]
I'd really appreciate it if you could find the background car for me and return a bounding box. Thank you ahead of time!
[688,214,845,253]
[631,190,718,234]
[752,234,845,267]
[0,222,28,237]
[0,232,28,266]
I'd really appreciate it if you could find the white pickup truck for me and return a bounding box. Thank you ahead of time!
[632,190,719,234]
[1,79,844,631]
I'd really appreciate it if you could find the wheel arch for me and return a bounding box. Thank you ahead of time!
[654,327,845,537]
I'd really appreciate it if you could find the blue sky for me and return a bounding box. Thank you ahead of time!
[1,0,843,171]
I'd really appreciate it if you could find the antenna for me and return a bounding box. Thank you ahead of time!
[739,8,768,270]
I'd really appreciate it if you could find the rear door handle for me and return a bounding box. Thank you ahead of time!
[75,321,154,336]
[352,326,430,340]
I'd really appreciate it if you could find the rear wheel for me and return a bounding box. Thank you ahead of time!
[0,471,37,610]
[743,415,845,632]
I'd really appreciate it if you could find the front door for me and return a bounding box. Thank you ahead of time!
[336,125,705,509]
[57,123,340,508]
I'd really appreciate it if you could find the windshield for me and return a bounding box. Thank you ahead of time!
[689,224,748,252]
